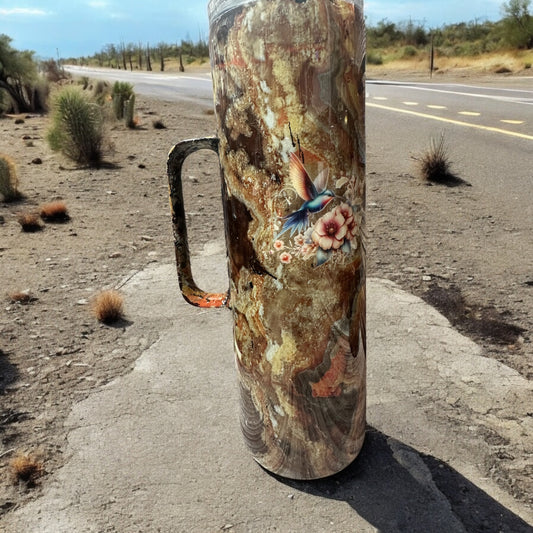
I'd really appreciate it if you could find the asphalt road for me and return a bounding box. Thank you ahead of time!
[365,78,533,232]
[65,65,214,105]
[65,64,532,231]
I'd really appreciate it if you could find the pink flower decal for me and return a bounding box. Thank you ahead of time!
[301,243,317,258]
[335,203,358,241]
[280,252,292,264]
[294,234,305,247]
[273,240,285,251]
[311,210,348,251]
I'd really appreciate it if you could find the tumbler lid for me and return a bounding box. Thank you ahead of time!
[208,0,362,23]
[208,0,251,22]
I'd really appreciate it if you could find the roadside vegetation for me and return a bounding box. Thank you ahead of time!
[367,0,533,72]
[47,86,107,166]
[64,37,209,72]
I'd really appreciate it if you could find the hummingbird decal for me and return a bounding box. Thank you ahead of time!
[278,152,335,237]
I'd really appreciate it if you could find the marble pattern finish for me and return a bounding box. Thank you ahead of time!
[171,0,366,479]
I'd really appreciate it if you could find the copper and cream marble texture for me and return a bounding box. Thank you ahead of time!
[171,0,366,479]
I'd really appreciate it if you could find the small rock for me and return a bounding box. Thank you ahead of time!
[138,163,146,169]
[140,235,153,241]
[77,299,89,305]
[109,252,122,258]
[31,157,43,165]
[422,275,432,282]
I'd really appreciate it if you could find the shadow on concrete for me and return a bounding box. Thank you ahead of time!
[278,427,531,533]
[0,348,18,394]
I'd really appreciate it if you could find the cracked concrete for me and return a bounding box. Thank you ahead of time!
[2,248,532,532]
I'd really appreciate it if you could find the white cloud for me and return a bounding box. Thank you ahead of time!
[0,7,48,16]
[88,1,108,8]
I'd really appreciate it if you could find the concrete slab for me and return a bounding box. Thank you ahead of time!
[3,248,532,533]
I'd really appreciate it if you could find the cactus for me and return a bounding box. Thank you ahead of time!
[125,94,136,129]
[112,93,124,119]
[47,87,105,166]
[111,81,133,120]
[0,153,21,201]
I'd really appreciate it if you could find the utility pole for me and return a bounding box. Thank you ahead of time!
[429,34,434,78]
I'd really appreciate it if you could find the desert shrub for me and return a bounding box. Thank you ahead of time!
[402,45,418,58]
[30,77,50,113]
[8,291,36,304]
[9,452,44,486]
[40,59,67,82]
[91,289,124,324]
[112,81,134,120]
[40,200,70,222]
[17,211,42,232]
[0,34,40,113]
[501,0,533,49]
[0,154,21,201]
[78,76,90,89]
[367,50,384,65]
[47,87,105,166]
[94,80,108,95]
[416,134,453,183]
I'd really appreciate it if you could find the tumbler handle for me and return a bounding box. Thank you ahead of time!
[167,137,228,308]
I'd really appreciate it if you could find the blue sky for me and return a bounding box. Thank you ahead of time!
[1,0,504,59]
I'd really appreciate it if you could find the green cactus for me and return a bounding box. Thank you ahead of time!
[112,81,134,120]
[47,86,105,166]
[125,93,136,129]
[0,153,21,201]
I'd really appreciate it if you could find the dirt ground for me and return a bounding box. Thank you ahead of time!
[0,74,531,518]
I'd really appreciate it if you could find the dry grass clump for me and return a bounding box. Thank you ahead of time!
[91,289,124,324]
[9,452,44,486]
[8,291,36,304]
[40,200,70,222]
[416,134,452,183]
[414,134,469,187]
[17,211,43,232]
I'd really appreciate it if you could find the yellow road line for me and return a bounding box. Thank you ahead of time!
[459,111,481,116]
[403,101,419,106]
[367,102,533,141]
[501,119,525,125]
[427,105,447,109]
[373,96,388,101]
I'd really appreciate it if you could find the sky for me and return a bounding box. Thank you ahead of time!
[1,0,505,59]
